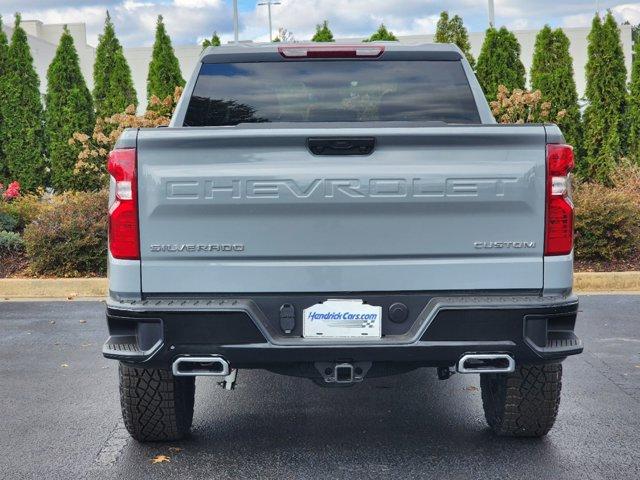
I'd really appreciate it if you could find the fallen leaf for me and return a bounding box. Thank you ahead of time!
[168,447,182,453]
[151,455,170,464]
[79,320,87,324]
[464,385,478,391]
[61,364,69,368]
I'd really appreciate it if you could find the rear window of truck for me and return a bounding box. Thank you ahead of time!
[183,61,481,126]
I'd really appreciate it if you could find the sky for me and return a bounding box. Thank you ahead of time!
[0,1,639,47]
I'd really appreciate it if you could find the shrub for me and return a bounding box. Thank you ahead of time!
[0,192,46,231]
[530,26,582,152]
[273,28,295,43]
[610,162,640,201]
[0,180,37,232]
[23,190,108,276]
[312,21,334,42]
[70,87,181,191]
[0,17,9,183]
[364,24,397,42]
[573,180,640,261]
[1,180,20,199]
[147,15,185,103]
[0,212,18,232]
[476,27,525,101]
[93,12,137,119]
[434,12,475,68]
[582,12,627,183]
[627,32,640,161]
[3,15,47,190]
[202,31,221,50]
[490,86,565,124]
[45,26,95,192]
[0,230,24,254]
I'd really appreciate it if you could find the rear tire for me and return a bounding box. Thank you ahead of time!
[119,363,195,442]
[480,363,562,437]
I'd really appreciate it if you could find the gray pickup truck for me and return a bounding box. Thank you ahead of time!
[103,42,582,441]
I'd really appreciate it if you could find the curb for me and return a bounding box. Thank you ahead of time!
[573,271,640,293]
[0,278,107,300]
[0,273,639,299]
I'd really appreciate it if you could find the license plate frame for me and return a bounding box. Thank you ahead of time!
[302,299,382,340]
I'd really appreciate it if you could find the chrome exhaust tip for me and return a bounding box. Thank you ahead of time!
[172,356,230,377]
[456,353,515,374]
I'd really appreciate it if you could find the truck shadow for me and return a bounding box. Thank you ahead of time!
[114,368,571,479]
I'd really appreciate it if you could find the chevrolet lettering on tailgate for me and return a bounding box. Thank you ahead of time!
[165,177,522,200]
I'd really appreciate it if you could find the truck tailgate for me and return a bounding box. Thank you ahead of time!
[137,125,546,293]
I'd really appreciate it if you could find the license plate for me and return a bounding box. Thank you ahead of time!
[303,299,382,339]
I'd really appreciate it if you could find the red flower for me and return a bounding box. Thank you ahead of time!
[3,181,20,200]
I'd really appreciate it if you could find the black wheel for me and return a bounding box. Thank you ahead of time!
[480,363,562,437]
[119,363,195,442]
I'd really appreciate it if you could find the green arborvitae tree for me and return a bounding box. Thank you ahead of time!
[45,26,95,192]
[626,32,640,162]
[202,32,221,50]
[531,26,581,152]
[147,15,185,103]
[0,16,10,183]
[364,24,397,42]
[93,12,137,118]
[434,11,475,68]
[312,20,334,42]
[476,26,526,100]
[2,14,46,190]
[582,12,628,182]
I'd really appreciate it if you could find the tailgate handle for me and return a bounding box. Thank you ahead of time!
[308,137,375,156]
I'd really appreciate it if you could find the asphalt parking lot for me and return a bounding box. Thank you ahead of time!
[1,295,639,480]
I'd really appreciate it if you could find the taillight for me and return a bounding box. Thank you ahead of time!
[545,144,574,256]
[107,148,139,260]
[278,45,384,59]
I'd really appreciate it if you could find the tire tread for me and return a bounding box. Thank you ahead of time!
[119,364,195,442]
[480,363,562,437]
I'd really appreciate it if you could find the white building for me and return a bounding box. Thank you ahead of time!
[2,20,634,110]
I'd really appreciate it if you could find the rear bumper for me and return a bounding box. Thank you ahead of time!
[103,292,582,370]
